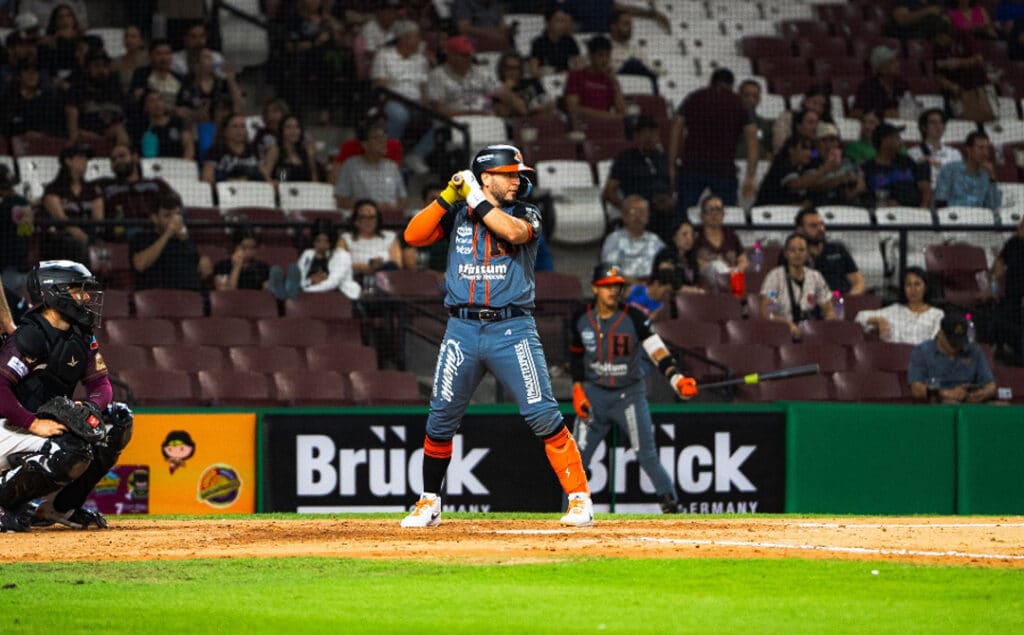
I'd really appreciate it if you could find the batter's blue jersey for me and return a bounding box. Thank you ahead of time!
[438,201,542,309]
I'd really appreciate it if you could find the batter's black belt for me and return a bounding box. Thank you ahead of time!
[449,306,531,321]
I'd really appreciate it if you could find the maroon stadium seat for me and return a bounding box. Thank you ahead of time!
[88,242,132,290]
[102,289,132,319]
[375,270,444,301]
[105,318,178,347]
[995,366,1024,403]
[349,370,423,405]
[285,292,354,320]
[741,36,792,59]
[229,346,306,372]
[186,207,232,248]
[256,317,329,348]
[197,369,276,407]
[306,343,379,373]
[98,344,151,371]
[518,139,579,163]
[703,343,777,376]
[852,342,915,373]
[152,345,227,372]
[796,36,850,59]
[675,294,744,323]
[653,319,723,348]
[581,137,634,163]
[274,370,352,406]
[118,368,196,406]
[10,132,68,156]
[780,19,830,40]
[799,320,865,346]
[133,289,205,318]
[209,289,279,318]
[724,319,793,346]
[843,293,883,321]
[811,57,866,79]
[778,342,851,373]
[254,245,298,270]
[924,244,987,307]
[754,374,832,402]
[831,370,904,402]
[180,317,255,347]
[535,271,583,317]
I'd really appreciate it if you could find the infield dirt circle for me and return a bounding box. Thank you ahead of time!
[3,517,1024,568]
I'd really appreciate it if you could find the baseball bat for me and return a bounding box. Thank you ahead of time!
[699,364,821,390]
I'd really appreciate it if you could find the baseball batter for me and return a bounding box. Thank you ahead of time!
[401,145,593,527]
[0,261,133,532]
[570,264,698,513]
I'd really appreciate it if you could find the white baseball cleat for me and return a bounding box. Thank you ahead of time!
[560,492,594,527]
[400,493,442,528]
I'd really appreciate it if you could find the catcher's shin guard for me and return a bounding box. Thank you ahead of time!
[0,435,93,509]
[54,402,134,514]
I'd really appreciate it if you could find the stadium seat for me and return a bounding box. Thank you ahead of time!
[306,343,378,373]
[924,243,987,306]
[375,270,444,301]
[995,366,1024,403]
[778,342,851,373]
[704,343,777,375]
[142,157,200,181]
[105,318,178,347]
[254,245,298,269]
[549,191,607,245]
[198,369,276,407]
[452,114,509,148]
[118,368,195,406]
[675,294,744,323]
[152,345,227,372]
[226,206,295,245]
[581,138,633,163]
[795,36,849,59]
[218,0,270,67]
[724,319,793,346]
[87,28,126,58]
[943,119,981,145]
[740,37,791,60]
[180,317,255,347]
[102,289,132,319]
[229,345,306,372]
[216,181,276,210]
[274,370,353,406]
[535,271,583,317]
[831,370,904,402]
[751,205,801,227]
[843,294,883,322]
[86,158,112,181]
[209,289,279,318]
[690,205,748,227]
[799,320,865,345]
[936,207,998,227]
[285,293,354,320]
[757,93,788,120]
[536,315,569,368]
[10,132,67,157]
[98,344,152,372]
[818,206,872,226]
[16,155,60,196]
[851,342,916,374]
[654,319,723,348]
[88,242,132,290]
[349,370,423,405]
[172,180,215,208]
[507,13,545,57]
[754,374,832,402]
[1000,184,1024,226]
[133,289,205,319]
[278,182,336,211]
[256,317,329,347]
[618,74,655,95]
[874,207,935,227]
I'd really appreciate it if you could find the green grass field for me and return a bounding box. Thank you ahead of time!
[2,555,1022,634]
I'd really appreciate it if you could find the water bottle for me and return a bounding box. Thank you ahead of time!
[966,312,976,343]
[832,290,845,320]
[750,240,763,273]
[766,290,780,320]
[141,127,159,158]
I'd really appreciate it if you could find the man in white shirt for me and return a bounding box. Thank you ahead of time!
[907,108,962,188]
[600,195,666,284]
[372,20,432,175]
[334,124,407,215]
[608,10,658,79]
[425,36,502,116]
[360,0,402,53]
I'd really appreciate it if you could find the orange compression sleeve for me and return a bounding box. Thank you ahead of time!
[404,200,448,247]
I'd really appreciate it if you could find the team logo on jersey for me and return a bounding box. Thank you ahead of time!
[456,246,472,255]
[514,339,542,404]
[581,329,596,353]
[6,356,28,378]
[611,334,631,356]
[589,361,630,377]
[94,352,107,372]
[457,263,508,281]
[433,339,465,402]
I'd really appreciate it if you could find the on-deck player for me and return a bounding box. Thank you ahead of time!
[401,144,594,527]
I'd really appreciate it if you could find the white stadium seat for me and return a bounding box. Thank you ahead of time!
[549,189,606,245]
[244,115,264,142]
[936,206,997,227]
[818,206,873,226]
[216,181,276,210]
[142,157,201,182]
[535,160,596,195]
[87,28,126,58]
[86,158,113,182]
[750,205,801,227]
[452,114,509,148]
[16,155,60,191]
[618,74,655,95]
[168,180,214,208]
[874,206,935,226]
[942,119,980,145]
[218,0,269,68]
[279,182,337,211]
[999,183,1024,225]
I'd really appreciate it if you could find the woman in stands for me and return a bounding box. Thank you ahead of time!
[253,98,290,159]
[694,194,748,285]
[772,85,834,154]
[115,25,147,92]
[759,233,835,339]
[39,3,85,81]
[270,219,360,301]
[855,267,944,344]
[339,199,402,285]
[176,48,245,125]
[654,220,705,295]
[260,114,321,184]
[42,144,104,263]
[202,113,262,182]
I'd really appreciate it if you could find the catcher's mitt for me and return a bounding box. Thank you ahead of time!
[35,396,105,443]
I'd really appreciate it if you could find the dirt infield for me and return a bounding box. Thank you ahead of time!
[3,517,1023,568]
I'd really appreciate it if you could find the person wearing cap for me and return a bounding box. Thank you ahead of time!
[529,7,581,76]
[401,144,598,528]
[569,263,697,514]
[907,108,963,188]
[564,35,626,124]
[908,311,996,403]
[861,122,933,208]
[65,48,131,148]
[371,19,434,176]
[0,62,65,138]
[807,122,867,206]
[41,145,104,264]
[425,35,510,119]
[601,195,666,284]
[934,130,1002,211]
[603,115,673,240]
[793,206,865,296]
[851,45,911,120]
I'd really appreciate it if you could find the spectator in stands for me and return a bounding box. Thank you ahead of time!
[888,0,947,41]
[452,0,514,49]
[130,192,212,290]
[5,19,44,74]
[202,113,262,182]
[0,165,33,286]
[855,266,943,344]
[284,0,346,125]
[37,2,85,81]
[999,0,1024,60]
[65,49,131,147]
[131,89,196,160]
[1,62,65,137]
[564,36,625,126]
[359,0,403,53]
[794,206,865,296]
[694,194,747,285]
[171,21,226,77]
[653,220,704,295]
[213,227,271,291]
[759,233,836,338]
[949,0,1000,39]
[41,144,103,263]
[934,131,1002,211]
[399,182,449,273]
[261,114,320,184]
[600,195,665,284]
[602,115,673,240]
[989,218,1024,365]
[114,25,147,93]
[559,0,669,34]
[22,1,87,29]
[270,218,361,301]
[494,52,555,118]
[608,10,659,88]
[625,263,679,320]
[737,79,772,160]
[808,123,867,207]
[529,7,580,77]
[334,123,406,215]
[845,110,881,164]
[850,45,910,120]
[340,199,402,283]
[130,39,185,111]
[907,108,963,188]
[176,48,244,124]
[932,21,996,123]
[754,135,825,206]
[772,86,833,154]
[908,311,996,402]
[425,36,509,118]
[371,19,433,176]
[861,122,933,208]
[670,68,758,221]
[95,143,174,226]
[253,98,290,158]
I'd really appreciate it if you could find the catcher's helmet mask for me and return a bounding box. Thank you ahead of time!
[471,144,535,198]
[27,260,104,329]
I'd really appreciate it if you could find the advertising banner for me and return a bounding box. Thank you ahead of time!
[262,410,785,514]
[114,413,257,514]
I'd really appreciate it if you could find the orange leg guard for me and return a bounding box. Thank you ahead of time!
[543,427,589,496]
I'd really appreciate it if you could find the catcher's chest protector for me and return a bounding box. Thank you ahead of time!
[13,315,90,411]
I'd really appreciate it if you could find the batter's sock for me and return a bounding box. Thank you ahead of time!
[543,426,589,496]
[422,436,452,495]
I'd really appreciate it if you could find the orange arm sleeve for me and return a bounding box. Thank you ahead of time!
[404,200,449,247]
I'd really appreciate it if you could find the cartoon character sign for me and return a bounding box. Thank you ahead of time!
[162,430,196,474]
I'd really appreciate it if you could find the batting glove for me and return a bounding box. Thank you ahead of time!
[458,170,491,212]
[438,173,466,206]
[671,374,698,399]
[572,382,592,420]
